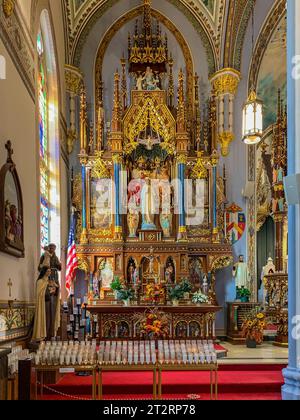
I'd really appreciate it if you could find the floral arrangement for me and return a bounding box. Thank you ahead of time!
[144,283,165,304]
[192,291,210,305]
[241,310,267,344]
[137,309,169,340]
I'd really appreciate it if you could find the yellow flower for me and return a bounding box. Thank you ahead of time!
[257,313,265,320]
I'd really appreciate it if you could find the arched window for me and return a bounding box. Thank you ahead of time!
[37,11,61,254]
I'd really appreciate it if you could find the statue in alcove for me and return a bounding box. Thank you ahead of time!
[99,258,114,289]
[202,275,209,296]
[189,258,203,290]
[165,258,175,284]
[127,258,137,284]
[118,322,130,338]
[143,67,160,91]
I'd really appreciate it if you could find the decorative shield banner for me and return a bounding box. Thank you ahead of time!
[226,203,246,245]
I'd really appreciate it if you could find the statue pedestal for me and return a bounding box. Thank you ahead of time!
[138,229,162,242]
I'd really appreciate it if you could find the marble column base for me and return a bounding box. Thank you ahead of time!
[282,367,300,400]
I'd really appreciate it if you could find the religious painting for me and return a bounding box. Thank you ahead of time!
[0,141,24,258]
[98,258,114,290]
[103,321,117,339]
[133,321,142,338]
[257,16,287,129]
[189,321,201,338]
[256,135,273,232]
[90,178,112,230]
[175,321,188,339]
[117,321,130,338]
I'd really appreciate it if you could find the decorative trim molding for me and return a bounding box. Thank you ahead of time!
[0,0,35,100]
[233,0,255,71]
[0,301,35,343]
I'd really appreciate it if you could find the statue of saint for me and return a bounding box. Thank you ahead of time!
[92,272,100,299]
[202,275,209,295]
[233,255,250,290]
[32,267,60,341]
[100,260,114,289]
[165,261,175,283]
[261,257,276,304]
[141,177,156,230]
[148,253,155,275]
[38,244,62,283]
[160,212,172,237]
[136,73,144,91]
[128,262,135,283]
[143,67,160,91]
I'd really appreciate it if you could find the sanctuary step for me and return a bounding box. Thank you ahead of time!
[40,364,285,400]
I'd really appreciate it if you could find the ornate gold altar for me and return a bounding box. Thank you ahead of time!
[264,273,288,347]
[73,0,233,339]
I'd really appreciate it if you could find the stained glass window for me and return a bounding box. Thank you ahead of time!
[38,32,50,251]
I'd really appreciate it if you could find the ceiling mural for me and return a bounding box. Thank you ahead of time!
[257,15,287,129]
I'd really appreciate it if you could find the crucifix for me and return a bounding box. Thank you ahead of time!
[7,278,13,298]
[5,140,14,163]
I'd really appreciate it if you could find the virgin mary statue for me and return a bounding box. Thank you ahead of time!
[141,177,157,230]
[32,267,60,341]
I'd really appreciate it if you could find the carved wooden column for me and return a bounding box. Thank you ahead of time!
[176,70,189,241]
[110,71,123,241]
[210,68,241,157]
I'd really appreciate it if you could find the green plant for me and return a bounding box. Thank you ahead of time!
[239,287,251,298]
[168,284,184,301]
[179,279,192,294]
[110,277,123,292]
[192,291,209,304]
[117,288,135,302]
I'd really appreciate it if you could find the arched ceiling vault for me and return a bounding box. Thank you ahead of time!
[63,0,226,74]
[248,0,286,90]
[62,0,281,75]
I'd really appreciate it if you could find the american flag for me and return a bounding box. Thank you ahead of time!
[65,213,78,296]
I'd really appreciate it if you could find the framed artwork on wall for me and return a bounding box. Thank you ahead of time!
[0,141,25,258]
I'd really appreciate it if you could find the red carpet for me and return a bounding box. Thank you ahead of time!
[40,364,285,401]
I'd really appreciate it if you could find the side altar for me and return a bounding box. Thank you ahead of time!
[72,0,233,341]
